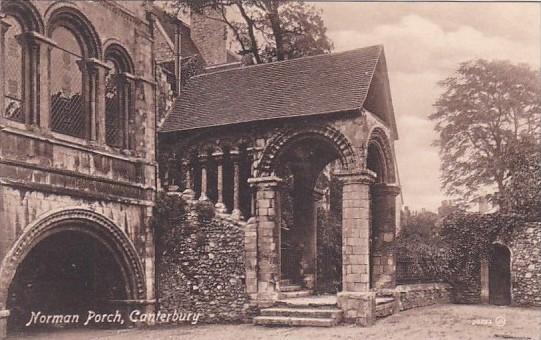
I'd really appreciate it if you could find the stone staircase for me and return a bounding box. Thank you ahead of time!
[254,284,398,327]
[254,283,342,327]
[277,279,313,299]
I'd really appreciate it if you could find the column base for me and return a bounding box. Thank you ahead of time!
[0,310,10,340]
[231,209,243,220]
[182,189,195,201]
[337,292,375,327]
[215,202,227,214]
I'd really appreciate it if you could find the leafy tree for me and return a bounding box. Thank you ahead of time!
[430,59,541,211]
[167,0,333,63]
[399,209,440,241]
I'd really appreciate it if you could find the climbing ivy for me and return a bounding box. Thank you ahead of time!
[440,212,525,286]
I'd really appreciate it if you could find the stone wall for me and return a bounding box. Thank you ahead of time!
[507,222,541,306]
[452,221,541,306]
[392,283,453,311]
[157,198,253,323]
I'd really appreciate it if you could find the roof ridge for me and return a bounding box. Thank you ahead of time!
[190,45,384,79]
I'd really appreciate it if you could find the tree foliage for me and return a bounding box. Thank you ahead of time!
[167,0,333,63]
[430,59,541,211]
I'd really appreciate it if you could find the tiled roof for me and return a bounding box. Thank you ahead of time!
[160,45,385,133]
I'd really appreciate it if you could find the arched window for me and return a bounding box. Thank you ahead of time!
[104,46,133,149]
[49,26,85,138]
[2,15,24,122]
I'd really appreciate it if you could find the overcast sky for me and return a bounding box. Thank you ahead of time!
[313,2,541,211]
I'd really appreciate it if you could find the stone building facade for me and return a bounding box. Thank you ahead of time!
[159,45,402,320]
[0,0,406,335]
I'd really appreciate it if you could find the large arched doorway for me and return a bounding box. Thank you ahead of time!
[7,230,127,331]
[0,209,147,334]
[489,244,511,305]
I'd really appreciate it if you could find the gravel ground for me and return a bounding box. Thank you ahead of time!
[8,304,541,340]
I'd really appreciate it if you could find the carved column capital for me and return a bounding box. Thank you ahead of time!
[335,169,377,185]
[371,183,401,197]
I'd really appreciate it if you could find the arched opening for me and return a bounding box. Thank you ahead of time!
[0,210,146,336]
[367,142,386,289]
[366,130,399,289]
[6,229,129,333]
[104,44,134,149]
[275,136,344,293]
[1,0,44,126]
[489,244,511,305]
[49,25,86,138]
[47,8,101,139]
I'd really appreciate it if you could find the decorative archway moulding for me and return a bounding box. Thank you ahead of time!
[366,127,396,183]
[0,207,147,308]
[256,125,360,177]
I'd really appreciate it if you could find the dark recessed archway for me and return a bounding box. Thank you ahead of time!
[275,136,343,292]
[6,230,128,332]
[489,244,512,306]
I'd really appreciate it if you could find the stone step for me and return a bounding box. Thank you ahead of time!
[280,284,303,292]
[278,290,313,299]
[275,295,338,309]
[254,316,338,327]
[280,279,293,286]
[261,307,343,320]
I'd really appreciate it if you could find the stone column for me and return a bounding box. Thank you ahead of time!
[85,58,111,144]
[230,150,242,219]
[248,176,283,303]
[336,169,376,326]
[182,158,195,200]
[213,151,226,213]
[0,309,9,340]
[0,17,8,118]
[198,153,209,201]
[120,72,136,149]
[337,169,376,292]
[32,32,57,132]
[370,183,400,289]
[17,31,40,125]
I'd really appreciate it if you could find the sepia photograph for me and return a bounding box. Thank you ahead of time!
[0,0,539,339]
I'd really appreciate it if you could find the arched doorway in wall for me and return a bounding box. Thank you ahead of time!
[1,210,147,335]
[489,244,511,305]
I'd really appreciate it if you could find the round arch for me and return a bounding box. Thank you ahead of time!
[104,42,135,74]
[0,208,147,309]
[0,0,44,33]
[45,5,102,58]
[366,127,396,183]
[257,125,359,177]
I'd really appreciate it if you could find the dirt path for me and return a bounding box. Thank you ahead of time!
[9,304,541,340]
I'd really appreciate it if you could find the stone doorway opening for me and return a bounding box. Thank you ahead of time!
[6,230,129,333]
[275,137,343,293]
[489,244,511,306]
